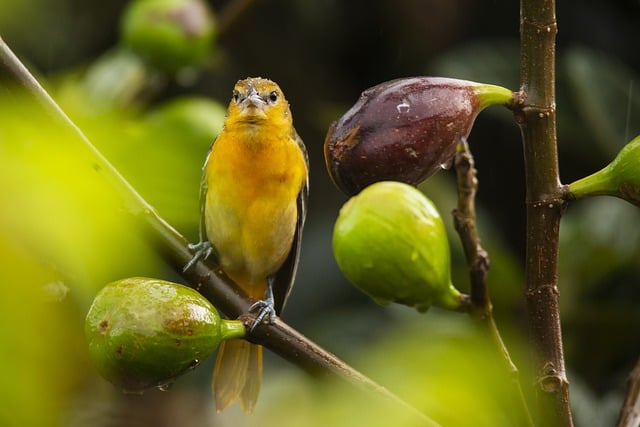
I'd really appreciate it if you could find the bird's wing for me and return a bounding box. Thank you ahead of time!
[272,131,309,314]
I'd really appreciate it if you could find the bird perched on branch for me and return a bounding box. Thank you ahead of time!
[185,77,308,413]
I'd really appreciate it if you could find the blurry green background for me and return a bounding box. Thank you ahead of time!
[1,0,640,426]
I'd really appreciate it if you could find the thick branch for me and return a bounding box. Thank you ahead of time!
[517,1,573,425]
[0,37,438,426]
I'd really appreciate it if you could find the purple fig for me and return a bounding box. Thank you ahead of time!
[324,77,513,196]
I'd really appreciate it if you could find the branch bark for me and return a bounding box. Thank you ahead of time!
[616,357,640,427]
[453,140,535,427]
[0,37,438,426]
[516,1,573,425]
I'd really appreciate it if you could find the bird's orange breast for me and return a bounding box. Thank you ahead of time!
[203,124,307,284]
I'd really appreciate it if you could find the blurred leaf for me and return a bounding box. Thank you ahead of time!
[570,373,623,427]
[560,197,640,387]
[429,40,520,93]
[0,92,164,307]
[563,46,640,158]
[560,198,640,297]
[0,227,86,427]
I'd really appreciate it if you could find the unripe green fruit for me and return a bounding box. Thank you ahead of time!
[332,181,463,312]
[324,77,513,196]
[121,0,216,73]
[144,96,226,147]
[85,277,244,392]
[569,135,640,206]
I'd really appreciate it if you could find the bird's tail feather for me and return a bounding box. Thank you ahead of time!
[213,339,263,414]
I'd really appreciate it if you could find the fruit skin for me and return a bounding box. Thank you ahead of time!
[568,134,640,206]
[121,0,216,73]
[85,277,244,392]
[324,77,513,196]
[332,181,462,312]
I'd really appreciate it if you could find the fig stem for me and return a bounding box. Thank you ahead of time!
[567,167,617,200]
[452,139,535,427]
[220,319,246,341]
[0,37,439,427]
[474,84,516,109]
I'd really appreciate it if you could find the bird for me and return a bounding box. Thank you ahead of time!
[184,77,308,413]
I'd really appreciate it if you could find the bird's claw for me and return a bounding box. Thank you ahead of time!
[183,241,214,272]
[247,282,276,332]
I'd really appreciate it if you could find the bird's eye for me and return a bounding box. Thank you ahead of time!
[268,90,279,103]
[232,90,240,102]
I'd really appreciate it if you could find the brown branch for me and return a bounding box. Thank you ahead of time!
[517,1,573,426]
[0,37,439,427]
[452,140,535,427]
[616,357,640,427]
[452,139,490,315]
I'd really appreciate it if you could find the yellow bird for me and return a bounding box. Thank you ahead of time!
[185,77,309,413]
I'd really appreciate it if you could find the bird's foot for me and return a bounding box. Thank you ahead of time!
[183,241,214,272]
[247,281,277,331]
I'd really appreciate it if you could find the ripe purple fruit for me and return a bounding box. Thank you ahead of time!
[324,77,513,196]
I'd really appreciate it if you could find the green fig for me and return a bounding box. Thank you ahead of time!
[121,0,216,73]
[568,135,640,206]
[324,77,514,196]
[85,277,244,392]
[332,181,463,312]
[144,96,226,146]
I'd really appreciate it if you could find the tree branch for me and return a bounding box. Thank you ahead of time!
[516,1,573,425]
[616,357,640,427]
[453,140,535,427]
[0,37,438,426]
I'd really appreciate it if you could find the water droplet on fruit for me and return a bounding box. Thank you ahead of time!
[396,101,410,114]
[157,381,174,392]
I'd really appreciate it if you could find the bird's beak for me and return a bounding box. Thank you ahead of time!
[244,86,265,108]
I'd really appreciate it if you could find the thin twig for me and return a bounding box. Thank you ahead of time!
[452,139,535,427]
[616,357,640,427]
[0,37,439,427]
